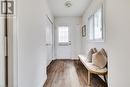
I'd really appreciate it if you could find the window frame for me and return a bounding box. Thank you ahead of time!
[88,5,105,42]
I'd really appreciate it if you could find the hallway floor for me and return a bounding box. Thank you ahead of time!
[43,60,107,87]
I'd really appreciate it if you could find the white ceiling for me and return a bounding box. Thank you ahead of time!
[47,0,91,17]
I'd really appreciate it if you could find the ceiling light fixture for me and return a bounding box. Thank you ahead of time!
[65,0,72,8]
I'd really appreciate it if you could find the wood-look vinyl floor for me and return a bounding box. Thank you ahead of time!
[43,59,107,87]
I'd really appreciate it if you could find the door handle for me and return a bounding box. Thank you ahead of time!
[46,43,51,46]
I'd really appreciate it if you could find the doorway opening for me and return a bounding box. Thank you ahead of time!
[44,0,108,87]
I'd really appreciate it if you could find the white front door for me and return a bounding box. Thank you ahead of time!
[55,26,72,59]
[45,16,53,65]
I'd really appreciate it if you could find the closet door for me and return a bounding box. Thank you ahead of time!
[45,16,53,65]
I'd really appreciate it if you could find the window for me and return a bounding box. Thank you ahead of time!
[88,7,103,41]
[58,26,69,43]
[88,16,94,40]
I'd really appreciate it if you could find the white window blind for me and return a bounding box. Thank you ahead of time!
[88,7,103,41]
[94,8,102,40]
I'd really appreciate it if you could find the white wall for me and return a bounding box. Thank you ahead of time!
[82,0,130,86]
[0,17,5,87]
[105,0,130,86]
[16,0,54,87]
[54,17,82,59]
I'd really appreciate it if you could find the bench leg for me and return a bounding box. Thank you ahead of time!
[87,71,91,87]
[104,75,107,84]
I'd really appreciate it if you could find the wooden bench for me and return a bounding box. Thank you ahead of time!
[78,55,108,87]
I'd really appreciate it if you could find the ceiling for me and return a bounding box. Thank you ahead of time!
[47,0,91,17]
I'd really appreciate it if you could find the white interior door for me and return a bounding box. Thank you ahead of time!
[55,26,72,59]
[45,16,53,65]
